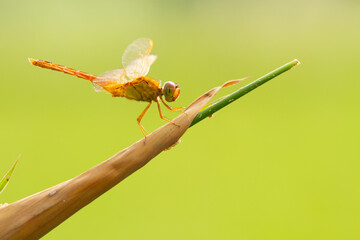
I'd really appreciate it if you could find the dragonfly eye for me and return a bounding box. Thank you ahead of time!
[163,81,180,102]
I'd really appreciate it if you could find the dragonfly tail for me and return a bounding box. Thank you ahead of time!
[28,58,98,82]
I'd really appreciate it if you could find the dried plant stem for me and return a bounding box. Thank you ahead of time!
[0,80,238,239]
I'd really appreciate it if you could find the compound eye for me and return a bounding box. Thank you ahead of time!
[163,81,180,102]
[165,81,175,91]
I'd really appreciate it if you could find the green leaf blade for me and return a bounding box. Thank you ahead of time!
[0,156,20,194]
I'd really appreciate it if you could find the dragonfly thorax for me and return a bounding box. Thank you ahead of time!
[162,81,180,102]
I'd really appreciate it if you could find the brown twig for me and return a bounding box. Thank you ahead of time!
[0,80,239,240]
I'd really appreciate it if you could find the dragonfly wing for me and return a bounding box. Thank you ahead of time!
[93,81,106,92]
[92,78,117,92]
[147,54,157,66]
[92,69,126,92]
[122,38,154,68]
[122,38,156,79]
[99,68,127,83]
[125,54,157,79]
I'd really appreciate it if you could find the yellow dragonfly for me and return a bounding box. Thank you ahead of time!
[29,38,182,136]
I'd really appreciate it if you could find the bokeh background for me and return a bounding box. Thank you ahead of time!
[1,0,359,239]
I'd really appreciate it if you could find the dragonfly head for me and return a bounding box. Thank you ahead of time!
[163,81,180,102]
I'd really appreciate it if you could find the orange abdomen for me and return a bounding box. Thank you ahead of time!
[28,58,97,81]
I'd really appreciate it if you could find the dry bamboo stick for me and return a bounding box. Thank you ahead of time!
[0,80,238,240]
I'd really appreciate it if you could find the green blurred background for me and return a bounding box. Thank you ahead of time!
[1,0,359,239]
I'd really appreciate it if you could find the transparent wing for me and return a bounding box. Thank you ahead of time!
[92,69,126,92]
[122,38,156,79]
[125,54,157,79]
[122,38,154,68]
[92,80,107,92]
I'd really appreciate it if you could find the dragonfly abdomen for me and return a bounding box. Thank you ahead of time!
[28,58,97,81]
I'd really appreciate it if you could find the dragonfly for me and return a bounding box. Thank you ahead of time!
[29,38,182,137]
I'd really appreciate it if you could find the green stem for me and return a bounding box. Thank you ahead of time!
[190,59,300,127]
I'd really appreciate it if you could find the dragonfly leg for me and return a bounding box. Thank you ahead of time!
[137,102,152,137]
[156,100,178,126]
[159,97,184,113]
